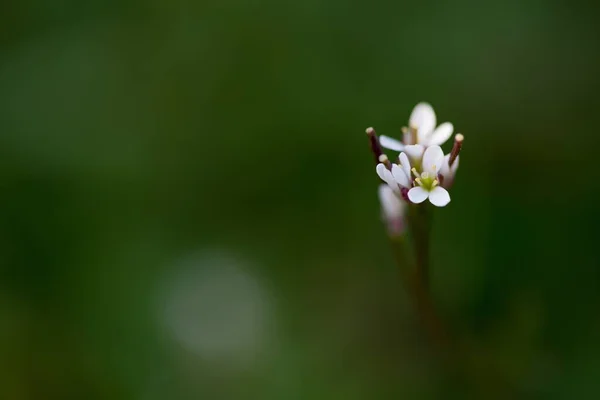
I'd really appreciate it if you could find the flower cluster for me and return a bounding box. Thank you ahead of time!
[367,102,464,222]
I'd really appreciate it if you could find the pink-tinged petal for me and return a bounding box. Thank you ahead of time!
[422,145,444,175]
[440,154,459,180]
[398,152,411,179]
[379,135,404,151]
[404,145,425,163]
[378,184,405,219]
[408,187,429,204]
[391,164,410,188]
[409,102,436,143]
[428,186,451,207]
[427,122,454,146]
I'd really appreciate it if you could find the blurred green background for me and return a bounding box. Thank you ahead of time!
[1,0,600,398]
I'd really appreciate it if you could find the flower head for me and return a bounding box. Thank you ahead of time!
[374,141,463,207]
[368,104,464,208]
[379,102,454,151]
[407,145,451,207]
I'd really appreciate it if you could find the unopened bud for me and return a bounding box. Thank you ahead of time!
[449,134,464,167]
[366,127,384,164]
[378,154,393,170]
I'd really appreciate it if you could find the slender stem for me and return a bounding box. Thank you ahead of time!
[390,206,516,396]
[409,266,450,350]
[390,204,450,350]
[408,203,432,287]
[389,235,413,288]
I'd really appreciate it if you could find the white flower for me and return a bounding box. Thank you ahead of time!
[379,102,454,151]
[375,145,452,207]
[376,155,411,193]
[406,145,451,207]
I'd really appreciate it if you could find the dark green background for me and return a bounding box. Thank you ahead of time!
[1,0,599,398]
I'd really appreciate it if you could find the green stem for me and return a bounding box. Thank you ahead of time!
[408,203,432,287]
[391,208,516,396]
[391,205,450,350]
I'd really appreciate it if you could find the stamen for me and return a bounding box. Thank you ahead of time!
[431,179,439,188]
[378,154,393,171]
[408,124,418,145]
[415,178,423,186]
[366,127,384,165]
[411,167,420,179]
[449,133,464,167]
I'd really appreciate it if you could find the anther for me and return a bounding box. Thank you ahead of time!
[411,167,420,179]
[449,133,464,167]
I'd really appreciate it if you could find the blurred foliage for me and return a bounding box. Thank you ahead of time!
[1,0,600,398]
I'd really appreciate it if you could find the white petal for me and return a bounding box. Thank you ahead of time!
[409,102,436,143]
[376,163,387,181]
[378,184,404,219]
[407,187,429,204]
[427,122,454,146]
[391,164,410,188]
[404,145,425,163]
[398,152,411,180]
[422,145,444,175]
[440,154,459,180]
[376,166,400,193]
[379,135,404,152]
[428,186,451,207]
[384,170,400,192]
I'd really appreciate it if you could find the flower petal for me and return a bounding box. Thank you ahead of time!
[384,170,400,192]
[428,186,451,207]
[404,145,425,163]
[398,152,411,180]
[391,164,410,188]
[408,187,429,204]
[377,165,399,193]
[376,163,387,181]
[422,145,444,175]
[440,154,459,180]
[378,184,404,219]
[409,102,436,143]
[427,122,454,146]
[379,135,404,152]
